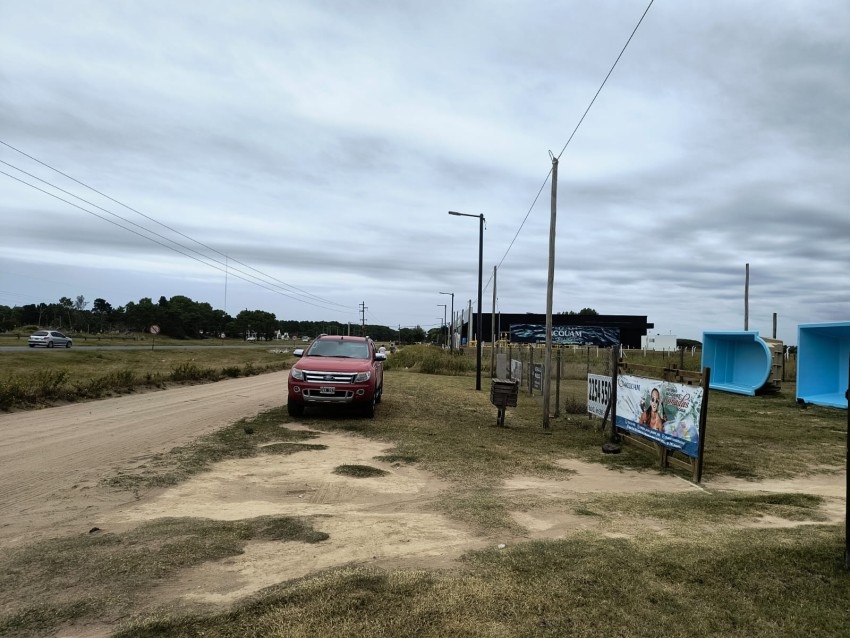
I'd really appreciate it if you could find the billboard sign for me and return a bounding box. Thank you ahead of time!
[615,374,703,458]
[510,324,619,346]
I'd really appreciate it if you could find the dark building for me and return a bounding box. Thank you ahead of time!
[464,313,654,349]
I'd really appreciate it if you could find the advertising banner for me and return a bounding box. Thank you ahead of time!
[587,374,612,417]
[510,324,619,346]
[615,374,703,458]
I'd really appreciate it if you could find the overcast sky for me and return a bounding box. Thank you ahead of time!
[1,1,848,345]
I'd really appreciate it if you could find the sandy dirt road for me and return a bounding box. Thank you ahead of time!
[0,372,288,546]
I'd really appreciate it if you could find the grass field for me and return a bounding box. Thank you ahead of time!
[0,345,844,637]
[0,337,296,410]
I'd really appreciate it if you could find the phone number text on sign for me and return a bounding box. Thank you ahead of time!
[587,374,612,417]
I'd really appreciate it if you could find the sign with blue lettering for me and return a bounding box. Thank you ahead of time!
[510,324,619,346]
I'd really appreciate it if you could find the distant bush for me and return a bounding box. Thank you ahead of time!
[170,362,220,382]
[385,345,474,376]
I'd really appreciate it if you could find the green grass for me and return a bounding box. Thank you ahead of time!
[111,526,849,638]
[0,347,295,410]
[0,516,329,638]
[333,464,390,478]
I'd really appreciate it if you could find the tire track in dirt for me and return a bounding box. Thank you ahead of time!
[0,372,288,545]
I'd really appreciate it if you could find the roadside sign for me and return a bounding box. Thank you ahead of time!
[150,325,160,335]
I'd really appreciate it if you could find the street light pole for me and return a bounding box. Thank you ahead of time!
[437,304,447,347]
[449,211,485,391]
[439,291,454,352]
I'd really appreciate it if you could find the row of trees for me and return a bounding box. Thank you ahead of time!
[0,295,426,344]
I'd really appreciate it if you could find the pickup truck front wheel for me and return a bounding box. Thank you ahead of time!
[361,395,376,418]
[287,400,305,417]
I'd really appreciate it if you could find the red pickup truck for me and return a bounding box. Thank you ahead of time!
[287,335,385,418]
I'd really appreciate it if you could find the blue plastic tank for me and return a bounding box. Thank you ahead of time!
[701,331,776,396]
[797,322,850,409]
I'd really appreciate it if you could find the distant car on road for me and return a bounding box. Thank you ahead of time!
[28,330,73,348]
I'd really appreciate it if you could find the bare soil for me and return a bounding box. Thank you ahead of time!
[1,371,844,633]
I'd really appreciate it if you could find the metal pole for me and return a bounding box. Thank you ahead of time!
[438,304,447,347]
[440,292,454,353]
[476,214,484,390]
[448,211,485,390]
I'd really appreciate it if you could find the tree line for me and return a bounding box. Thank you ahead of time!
[0,295,425,344]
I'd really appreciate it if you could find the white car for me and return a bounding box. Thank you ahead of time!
[28,330,73,348]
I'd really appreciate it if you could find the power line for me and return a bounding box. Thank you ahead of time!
[556,0,655,161]
[1,158,341,310]
[488,0,655,286]
[0,141,355,313]
[0,169,350,314]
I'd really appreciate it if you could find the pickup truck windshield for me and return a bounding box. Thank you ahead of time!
[307,340,370,359]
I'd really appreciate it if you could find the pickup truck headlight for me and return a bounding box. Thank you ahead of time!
[354,370,371,383]
[290,368,304,381]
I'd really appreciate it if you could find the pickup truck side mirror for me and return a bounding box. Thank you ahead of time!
[293,348,304,357]
[375,352,387,361]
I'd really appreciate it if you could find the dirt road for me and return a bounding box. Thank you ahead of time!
[0,372,288,545]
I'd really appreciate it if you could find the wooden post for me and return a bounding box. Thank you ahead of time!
[695,367,711,483]
[744,263,749,331]
[528,345,534,396]
[491,266,497,377]
[610,346,619,440]
[845,355,849,570]
[555,348,561,418]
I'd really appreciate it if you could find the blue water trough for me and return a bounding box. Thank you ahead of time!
[797,322,850,409]
[701,331,780,396]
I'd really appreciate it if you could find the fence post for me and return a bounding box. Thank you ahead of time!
[555,348,561,417]
[529,345,534,396]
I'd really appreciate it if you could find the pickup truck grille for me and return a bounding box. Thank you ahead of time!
[302,370,357,384]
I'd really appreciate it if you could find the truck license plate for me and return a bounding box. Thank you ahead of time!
[320,386,335,395]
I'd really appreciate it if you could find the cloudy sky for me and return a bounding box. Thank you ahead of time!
[1,1,848,344]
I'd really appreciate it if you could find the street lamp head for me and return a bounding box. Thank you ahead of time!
[448,210,485,222]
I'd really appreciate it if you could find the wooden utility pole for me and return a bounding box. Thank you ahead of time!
[491,266,497,377]
[744,263,749,330]
[543,154,558,429]
[359,301,367,336]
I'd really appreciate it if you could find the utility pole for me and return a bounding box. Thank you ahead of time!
[491,265,497,377]
[438,304,447,347]
[359,301,367,336]
[744,263,749,331]
[467,299,473,348]
[439,292,455,353]
[543,153,558,430]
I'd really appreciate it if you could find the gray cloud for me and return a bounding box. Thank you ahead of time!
[1,1,848,344]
